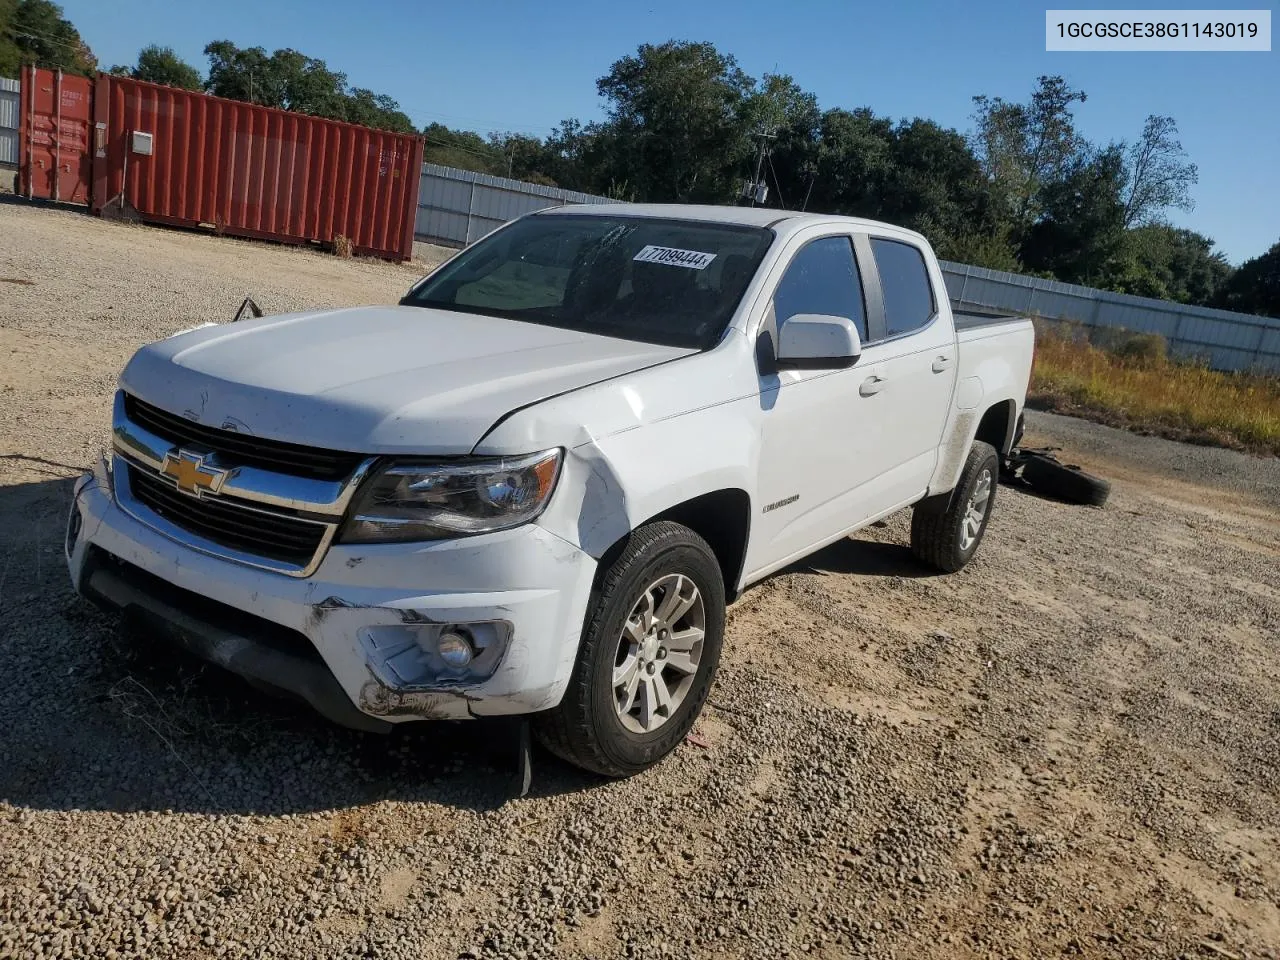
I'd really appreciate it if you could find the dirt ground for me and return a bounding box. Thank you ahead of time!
[1,202,1278,960]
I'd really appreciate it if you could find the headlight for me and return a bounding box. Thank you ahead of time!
[340,449,562,543]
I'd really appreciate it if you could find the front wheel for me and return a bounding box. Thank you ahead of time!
[910,440,1000,573]
[534,521,725,777]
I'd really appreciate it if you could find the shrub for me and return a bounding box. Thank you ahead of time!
[1110,332,1167,364]
[1029,323,1280,454]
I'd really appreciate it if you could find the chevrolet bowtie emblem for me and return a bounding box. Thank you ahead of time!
[159,450,230,497]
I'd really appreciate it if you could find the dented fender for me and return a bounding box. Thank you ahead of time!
[479,333,761,561]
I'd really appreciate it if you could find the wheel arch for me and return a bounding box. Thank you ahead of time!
[974,398,1018,456]
[928,395,1020,498]
[596,488,753,603]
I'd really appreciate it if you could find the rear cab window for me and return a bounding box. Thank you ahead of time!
[869,238,936,338]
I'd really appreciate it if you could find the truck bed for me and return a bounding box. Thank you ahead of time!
[952,305,1028,331]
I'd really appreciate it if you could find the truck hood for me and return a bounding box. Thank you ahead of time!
[119,305,694,454]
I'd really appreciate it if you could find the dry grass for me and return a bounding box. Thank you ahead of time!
[1029,323,1280,456]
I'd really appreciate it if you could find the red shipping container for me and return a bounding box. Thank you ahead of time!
[90,75,423,261]
[18,65,94,204]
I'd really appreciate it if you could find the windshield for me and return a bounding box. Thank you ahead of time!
[401,214,774,349]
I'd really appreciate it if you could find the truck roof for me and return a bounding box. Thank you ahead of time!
[537,202,928,243]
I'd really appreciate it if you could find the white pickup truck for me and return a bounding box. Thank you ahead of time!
[67,204,1034,776]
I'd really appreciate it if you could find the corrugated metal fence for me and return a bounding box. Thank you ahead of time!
[415,163,610,247]
[939,261,1280,373]
[0,77,19,167]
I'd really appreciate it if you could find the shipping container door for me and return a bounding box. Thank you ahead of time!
[20,66,93,204]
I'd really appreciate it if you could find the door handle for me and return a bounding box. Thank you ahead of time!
[859,375,884,397]
[931,355,953,373]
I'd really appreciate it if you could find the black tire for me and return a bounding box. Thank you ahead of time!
[910,440,1000,573]
[534,521,725,778]
[1021,453,1110,507]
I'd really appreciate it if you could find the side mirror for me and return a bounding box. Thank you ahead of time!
[776,313,862,369]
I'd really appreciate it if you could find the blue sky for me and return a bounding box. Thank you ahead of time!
[60,0,1278,263]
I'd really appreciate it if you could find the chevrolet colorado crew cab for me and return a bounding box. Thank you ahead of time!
[67,204,1035,777]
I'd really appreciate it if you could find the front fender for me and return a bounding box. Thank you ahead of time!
[532,398,759,559]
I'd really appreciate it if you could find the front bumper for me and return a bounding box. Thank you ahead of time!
[67,459,597,725]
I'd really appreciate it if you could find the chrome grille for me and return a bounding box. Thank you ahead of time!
[123,393,364,481]
[111,391,376,576]
[126,465,329,567]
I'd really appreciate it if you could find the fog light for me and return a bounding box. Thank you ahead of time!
[437,630,475,668]
[359,620,512,690]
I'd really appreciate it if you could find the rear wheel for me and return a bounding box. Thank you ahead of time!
[910,441,999,573]
[534,521,725,777]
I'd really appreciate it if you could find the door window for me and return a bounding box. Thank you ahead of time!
[870,238,935,338]
[773,236,867,340]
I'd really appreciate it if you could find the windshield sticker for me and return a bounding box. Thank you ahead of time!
[633,245,717,270]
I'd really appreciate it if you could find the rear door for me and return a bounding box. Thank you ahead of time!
[858,234,956,493]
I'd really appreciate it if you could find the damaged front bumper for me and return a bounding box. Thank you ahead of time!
[66,458,597,727]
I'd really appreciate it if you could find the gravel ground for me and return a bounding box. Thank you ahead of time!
[1,202,1278,960]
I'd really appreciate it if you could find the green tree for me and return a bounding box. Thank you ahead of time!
[1121,115,1197,227]
[539,118,619,194]
[943,229,1022,272]
[201,41,413,132]
[808,107,895,216]
[266,47,348,116]
[787,108,994,261]
[203,40,273,103]
[343,88,413,134]
[740,73,821,208]
[1103,226,1230,305]
[421,122,504,173]
[109,44,202,90]
[487,132,562,183]
[971,76,1089,237]
[0,0,95,76]
[204,42,347,116]
[594,40,755,203]
[882,118,993,256]
[1019,146,1127,284]
[1216,242,1280,317]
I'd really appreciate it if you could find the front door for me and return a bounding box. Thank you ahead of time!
[746,233,899,576]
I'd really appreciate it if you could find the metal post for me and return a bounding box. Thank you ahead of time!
[801,174,815,212]
[957,265,970,308]
[26,69,35,199]
[1251,324,1267,372]
[1088,294,1103,332]
[465,179,477,245]
[53,69,61,202]
[1171,309,1187,354]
